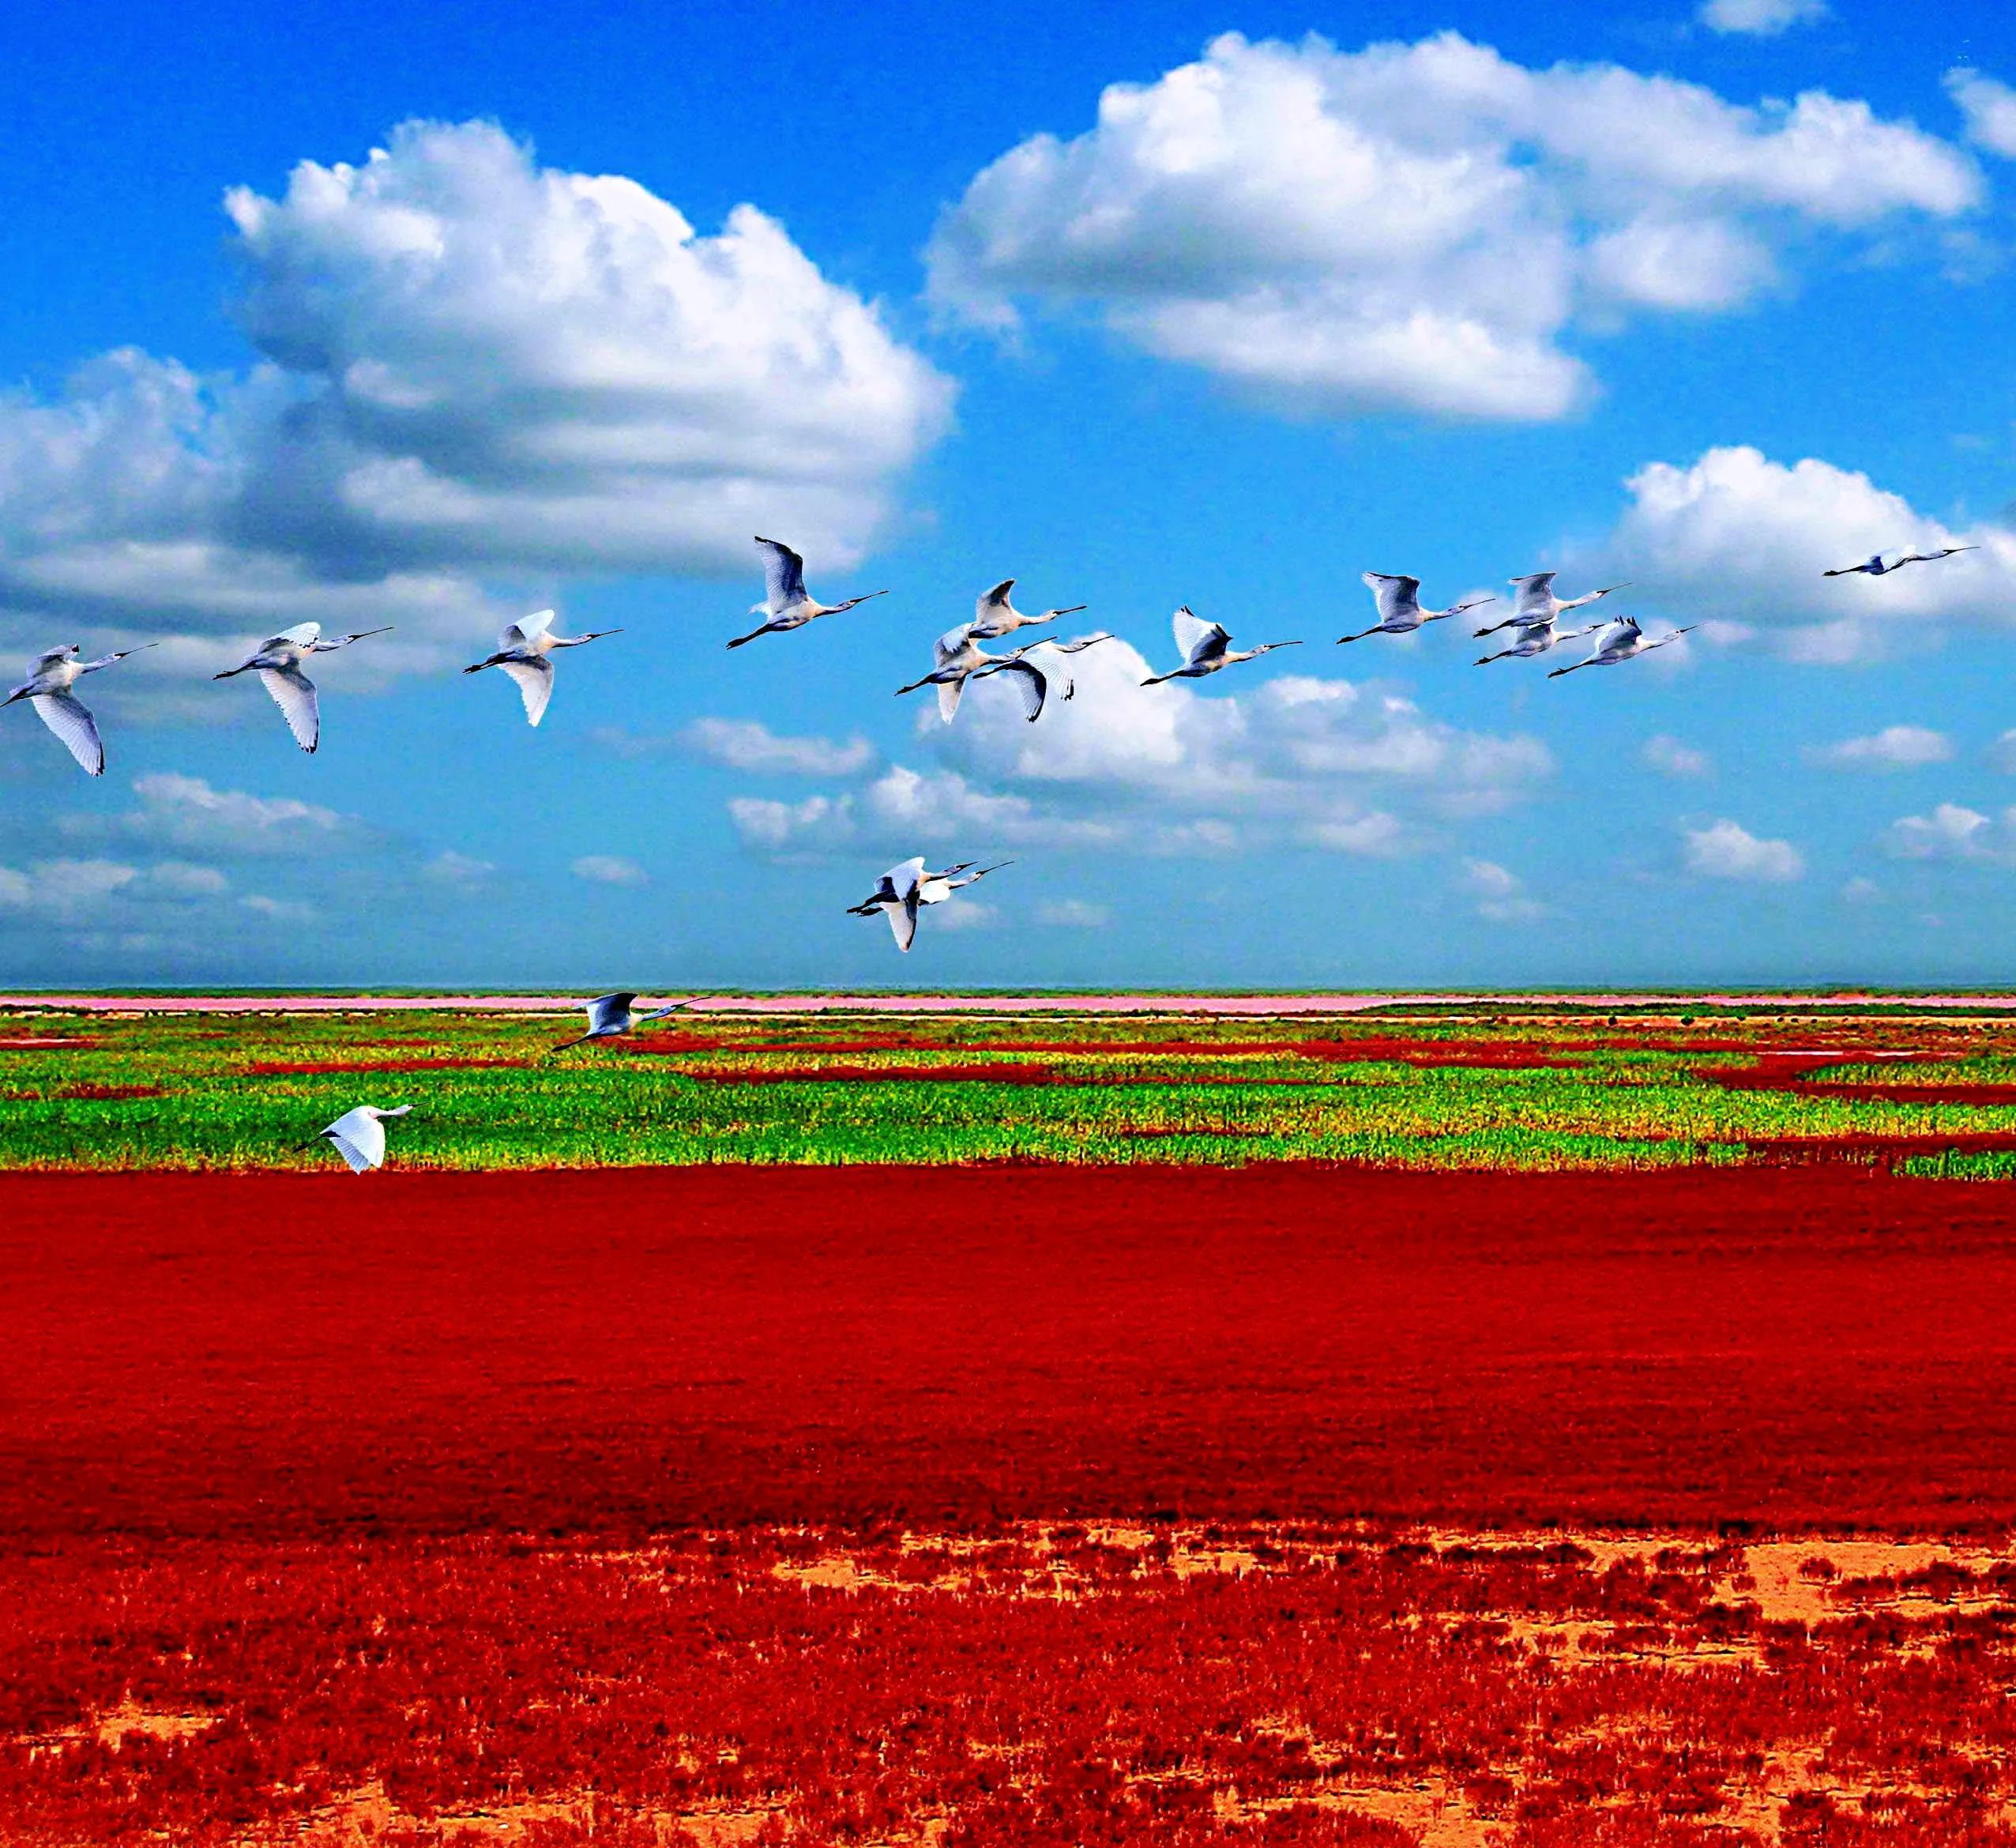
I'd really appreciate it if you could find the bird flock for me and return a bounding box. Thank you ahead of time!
[2,532,1983,1171]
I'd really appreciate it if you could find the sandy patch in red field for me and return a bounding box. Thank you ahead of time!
[6,1164,2016,1538]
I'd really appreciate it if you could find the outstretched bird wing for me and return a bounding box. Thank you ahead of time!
[934,623,976,668]
[1507,574,1556,621]
[258,665,321,753]
[755,536,808,612]
[587,993,638,1036]
[322,1106,388,1172]
[990,657,1053,722]
[1362,573,1420,626]
[501,610,557,650]
[500,657,555,726]
[32,691,104,776]
[1172,608,1228,666]
[976,579,1015,621]
[259,622,321,653]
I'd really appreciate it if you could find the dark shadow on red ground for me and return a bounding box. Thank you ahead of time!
[6,1165,2016,1537]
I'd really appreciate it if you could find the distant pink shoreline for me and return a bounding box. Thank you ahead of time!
[7,992,2016,1015]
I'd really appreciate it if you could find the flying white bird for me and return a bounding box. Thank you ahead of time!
[1547,617,1696,679]
[2,641,158,777]
[464,611,622,727]
[213,622,393,754]
[966,578,1087,642]
[301,1103,412,1173]
[1476,573,1630,638]
[848,856,1014,951]
[1337,573,1493,644]
[896,627,1113,724]
[728,536,889,648]
[1823,546,1979,578]
[1474,616,1604,666]
[551,992,694,1053]
[1142,608,1301,685]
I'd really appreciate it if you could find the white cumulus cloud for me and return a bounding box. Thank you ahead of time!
[0,121,950,685]
[1595,445,2014,661]
[571,854,649,887]
[1698,0,1826,37]
[1682,817,1804,882]
[1807,725,1954,770]
[1885,802,2016,864]
[678,718,878,777]
[928,31,1975,421]
[1947,69,2016,159]
[1642,735,1713,777]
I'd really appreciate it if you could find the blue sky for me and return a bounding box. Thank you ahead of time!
[5,0,2016,988]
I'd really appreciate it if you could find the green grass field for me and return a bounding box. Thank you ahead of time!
[7,1001,2016,1172]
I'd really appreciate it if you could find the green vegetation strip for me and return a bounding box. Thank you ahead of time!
[5,1006,2016,1172]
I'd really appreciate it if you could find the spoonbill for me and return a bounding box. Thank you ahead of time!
[728,536,888,647]
[896,628,1112,723]
[967,578,1086,642]
[851,858,1010,950]
[1142,609,1300,685]
[1338,574,1493,644]
[464,611,622,727]
[1475,617,1603,666]
[552,992,693,1053]
[1476,573,1629,637]
[302,1103,412,1173]
[1547,617,1696,679]
[213,622,392,753]
[2,641,158,777]
[1824,546,1979,578]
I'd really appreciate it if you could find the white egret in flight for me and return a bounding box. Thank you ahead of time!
[302,1103,412,1173]
[1475,617,1603,666]
[896,627,1112,724]
[849,856,1014,950]
[967,578,1086,642]
[1547,617,1696,679]
[1823,546,1979,578]
[1476,573,1629,637]
[728,536,889,648]
[464,611,622,727]
[213,622,393,753]
[552,992,693,1053]
[1337,573,1493,644]
[1142,608,1300,684]
[2,641,158,777]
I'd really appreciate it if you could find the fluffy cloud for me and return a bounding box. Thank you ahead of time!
[1947,70,2016,159]
[1035,899,1111,928]
[571,854,648,887]
[927,32,1975,420]
[677,718,878,777]
[82,772,364,856]
[1682,818,1804,882]
[0,121,949,683]
[1699,0,1826,36]
[727,638,1550,865]
[1885,802,2016,864]
[1807,725,1954,770]
[420,849,495,886]
[0,856,235,922]
[1461,858,1547,922]
[1596,445,2013,661]
[1642,735,1713,777]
